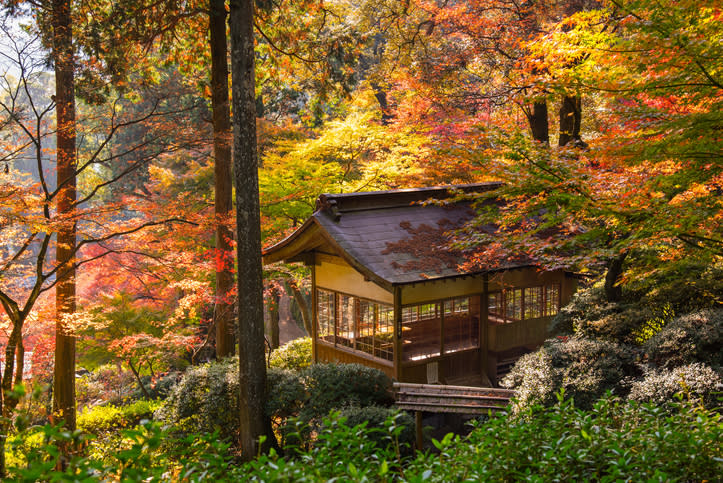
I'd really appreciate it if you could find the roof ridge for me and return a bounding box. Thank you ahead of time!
[315,182,502,218]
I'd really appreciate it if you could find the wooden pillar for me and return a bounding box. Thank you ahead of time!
[439,301,445,357]
[481,275,489,384]
[311,258,318,363]
[415,410,423,451]
[393,285,402,381]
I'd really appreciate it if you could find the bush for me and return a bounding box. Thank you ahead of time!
[336,406,415,455]
[154,359,239,442]
[625,259,723,314]
[549,284,655,344]
[9,396,723,481]
[76,364,137,407]
[628,363,722,407]
[129,371,182,401]
[402,395,722,482]
[77,399,161,435]
[299,363,394,424]
[644,308,723,369]
[8,421,233,482]
[156,361,394,447]
[502,336,640,411]
[269,337,312,371]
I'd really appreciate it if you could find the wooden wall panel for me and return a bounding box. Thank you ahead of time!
[316,342,395,379]
[315,256,393,304]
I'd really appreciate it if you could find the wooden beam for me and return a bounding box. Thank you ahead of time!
[415,411,423,451]
[311,260,318,364]
[393,285,402,382]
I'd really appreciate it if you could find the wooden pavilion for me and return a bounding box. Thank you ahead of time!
[263,183,577,386]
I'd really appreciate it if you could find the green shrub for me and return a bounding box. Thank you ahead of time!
[76,364,137,407]
[625,259,723,314]
[9,396,723,481]
[8,421,233,482]
[299,363,394,424]
[644,308,723,369]
[156,361,394,447]
[129,371,182,401]
[550,284,655,344]
[5,429,45,470]
[269,337,312,371]
[77,405,123,434]
[402,395,722,482]
[336,406,415,455]
[154,359,239,442]
[628,362,722,407]
[77,399,161,435]
[502,336,640,411]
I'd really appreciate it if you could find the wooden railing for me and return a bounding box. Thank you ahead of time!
[393,382,514,415]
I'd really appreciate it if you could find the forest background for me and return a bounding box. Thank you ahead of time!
[0,0,720,478]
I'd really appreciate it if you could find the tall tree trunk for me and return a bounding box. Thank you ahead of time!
[528,101,549,144]
[604,251,628,303]
[268,285,280,349]
[558,95,584,147]
[52,0,77,437]
[210,0,235,359]
[229,0,274,458]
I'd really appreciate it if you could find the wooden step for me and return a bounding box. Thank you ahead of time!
[393,382,514,414]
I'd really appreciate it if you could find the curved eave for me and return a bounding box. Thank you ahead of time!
[262,217,321,265]
[262,216,394,292]
[314,228,394,292]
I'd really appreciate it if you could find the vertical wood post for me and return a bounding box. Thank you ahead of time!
[415,410,423,451]
[393,285,402,381]
[311,260,318,363]
[481,275,489,384]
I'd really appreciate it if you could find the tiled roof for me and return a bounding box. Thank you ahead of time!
[263,183,527,285]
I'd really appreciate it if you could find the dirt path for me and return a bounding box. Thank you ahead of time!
[278,293,307,345]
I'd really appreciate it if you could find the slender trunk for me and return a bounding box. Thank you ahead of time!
[210,0,236,359]
[268,286,280,349]
[52,0,77,437]
[604,252,628,303]
[127,360,151,399]
[1,326,22,417]
[229,0,274,458]
[370,82,393,125]
[528,101,549,144]
[0,321,23,478]
[559,95,584,147]
[14,338,24,389]
[290,285,312,336]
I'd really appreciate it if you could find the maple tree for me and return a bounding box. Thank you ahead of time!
[0,9,206,473]
[445,0,722,298]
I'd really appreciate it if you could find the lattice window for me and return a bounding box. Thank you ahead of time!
[443,297,479,354]
[401,302,441,361]
[317,289,335,343]
[356,299,375,355]
[375,304,394,361]
[524,286,543,319]
[545,284,560,316]
[505,288,523,321]
[338,294,355,348]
